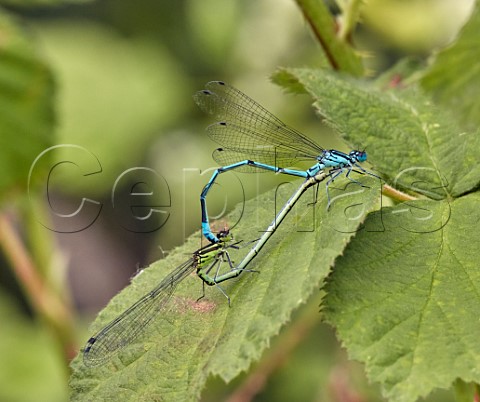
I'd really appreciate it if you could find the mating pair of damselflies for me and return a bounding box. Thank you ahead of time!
[82,81,378,366]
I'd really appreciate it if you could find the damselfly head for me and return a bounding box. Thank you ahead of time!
[350,150,367,162]
[217,227,233,243]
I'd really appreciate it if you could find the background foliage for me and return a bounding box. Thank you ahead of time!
[0,0,478,401]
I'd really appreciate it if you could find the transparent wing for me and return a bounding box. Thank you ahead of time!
[193,81,323,160]
[83,258,196,367]
[207,121,318,160]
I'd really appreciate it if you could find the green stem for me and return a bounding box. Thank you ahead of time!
[294,0,364,76]
[337,0,364,41]
[382,184,418,202]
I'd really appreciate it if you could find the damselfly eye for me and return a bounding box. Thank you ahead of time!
[358,151,367,162]
[350,150,367,162]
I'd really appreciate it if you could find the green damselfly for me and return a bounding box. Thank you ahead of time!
[83,230,245,366]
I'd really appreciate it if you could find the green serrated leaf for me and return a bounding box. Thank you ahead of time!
[273,68,480,199]
[421,3,480,131]
[70,175,380,401]
[324,193,480,402]
[0,10,54,201]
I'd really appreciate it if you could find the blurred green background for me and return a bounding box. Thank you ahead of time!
[0,0,474,401]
